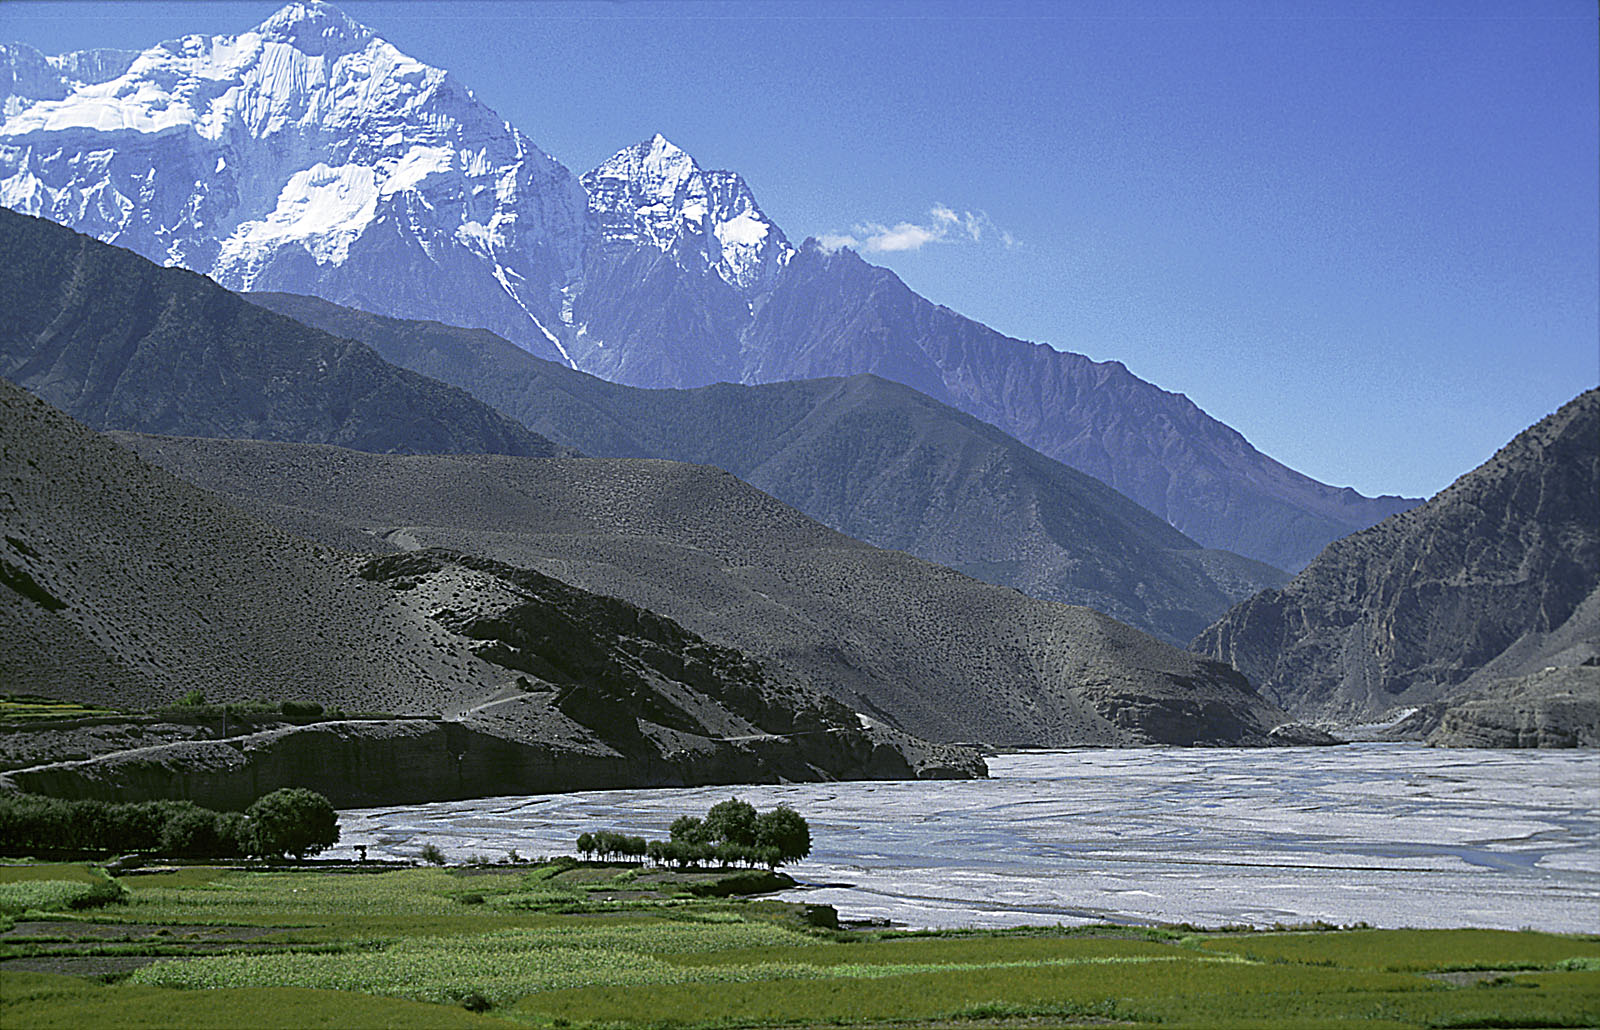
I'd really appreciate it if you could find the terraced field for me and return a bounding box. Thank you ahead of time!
[2,862,1596,1028]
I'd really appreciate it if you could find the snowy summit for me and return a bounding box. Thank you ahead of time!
[584,134,792,293]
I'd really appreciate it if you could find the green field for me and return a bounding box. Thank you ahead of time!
[0,695,119,722]
[1,862,1596,1029]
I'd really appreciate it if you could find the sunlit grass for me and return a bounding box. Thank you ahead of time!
[0,864,107,885]
[1195,927,1600,971]
[7,864,1596,1028]
[0,696,117,722]
[0,970,516,1029]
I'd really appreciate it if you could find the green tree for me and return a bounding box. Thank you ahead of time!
[246,788,339,860]
[704,797,758,846]
[755,805,811,867]
[669,815,708,846]
[159,804,226,858]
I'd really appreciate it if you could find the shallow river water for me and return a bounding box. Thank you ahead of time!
[333,745,1598,932]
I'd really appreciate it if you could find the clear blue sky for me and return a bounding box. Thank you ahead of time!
[5,0,1596,499]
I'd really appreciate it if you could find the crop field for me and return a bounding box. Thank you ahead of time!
[0,695,118,722]
[1,862,1597,1029]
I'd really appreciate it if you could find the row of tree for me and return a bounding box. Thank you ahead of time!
[577,798,811,870]
[0,788,340,860]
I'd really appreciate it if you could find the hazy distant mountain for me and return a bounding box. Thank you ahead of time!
[116,431,1295,748]
[1195,389,1599,723]
[247,290,1288,645]
[0,376,973,802]
[0,1,1416,571]
[737,243,1419,570]
[0,209,568,457]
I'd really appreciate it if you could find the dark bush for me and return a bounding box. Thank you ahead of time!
[68,874,127,910]
[246,788,339,860]
[280,700,324,718]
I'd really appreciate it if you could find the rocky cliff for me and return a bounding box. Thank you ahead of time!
[1195,389,1599,724]
[1425,665,1599,749]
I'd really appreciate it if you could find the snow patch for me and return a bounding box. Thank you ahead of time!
[218,160,378,273]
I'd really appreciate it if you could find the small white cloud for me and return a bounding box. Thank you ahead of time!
[861,221,941,253]
[823,204,1017,255]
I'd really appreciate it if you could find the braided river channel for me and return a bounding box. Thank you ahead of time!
[333,745,1599,932]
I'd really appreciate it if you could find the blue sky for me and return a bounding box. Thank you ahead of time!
[5,0,1596,499]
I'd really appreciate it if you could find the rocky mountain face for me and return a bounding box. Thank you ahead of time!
[247,290,1286,645]
[0,208,567,457]
[1425,665,1599,749]
[0,376,974,802]
[1194,389,1600,724]
[0,3,585,366]
[736,245,1418,570]
[115,432,1297,749]
[1,1,1416,571]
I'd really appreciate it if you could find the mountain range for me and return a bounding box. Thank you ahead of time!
[245,289,1288,645]
[0,205,1295,750]
[0,208,565,459]
[0,0,1418,571]
[3,0,1587,761]
[1,372,987,806]
[116,430,1293,748]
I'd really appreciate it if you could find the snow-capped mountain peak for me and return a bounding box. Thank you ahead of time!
[583,134,792,292]
[254,1,373,56]
[0,0,589,365]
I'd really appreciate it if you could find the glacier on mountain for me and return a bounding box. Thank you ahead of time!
[0,0,587,364]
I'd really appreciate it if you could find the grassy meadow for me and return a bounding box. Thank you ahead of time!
[1,861,1596,1029]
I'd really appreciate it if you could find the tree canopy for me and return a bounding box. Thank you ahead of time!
[576,798,811,870]
[247,788,340,860]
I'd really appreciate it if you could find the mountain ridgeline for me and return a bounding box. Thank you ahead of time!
[0,209,568,458]
[246,290,1288,645]
[0,376,982,806]
[114,432,1295,749]
[0,1,1417,571]
[1195,389,1600,724]
[0,198,1299,754]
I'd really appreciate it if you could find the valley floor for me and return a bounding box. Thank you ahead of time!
[1,861,1596,1029]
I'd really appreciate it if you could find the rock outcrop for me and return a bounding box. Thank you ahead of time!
[1,717,980,810]
[1194,389,1599,724]
[1426,665,1600,749]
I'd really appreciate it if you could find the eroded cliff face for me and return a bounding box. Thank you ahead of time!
[1195,389,1600,724]
[1425,666,1600,749]
[1,718,983,811]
